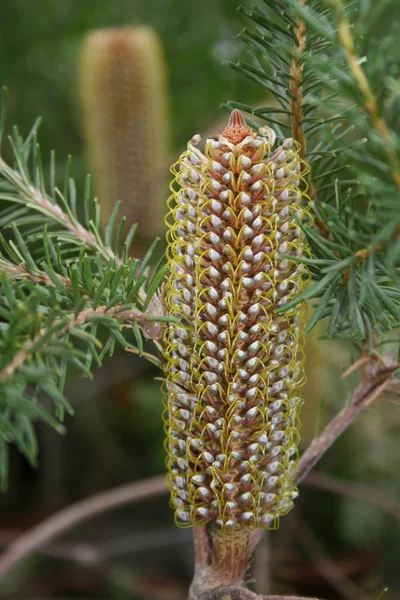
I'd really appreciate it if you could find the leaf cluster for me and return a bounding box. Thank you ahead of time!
[0,89,167,484]
[228,0,400,341]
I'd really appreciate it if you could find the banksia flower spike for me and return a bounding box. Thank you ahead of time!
[80,27,169,242]
[164,110,310,531]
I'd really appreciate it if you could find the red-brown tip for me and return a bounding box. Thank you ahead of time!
[228,109,248,129]
[223,109,253,143]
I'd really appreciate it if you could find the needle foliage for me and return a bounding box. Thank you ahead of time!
[225,0,400,343]
[0,88,168,485]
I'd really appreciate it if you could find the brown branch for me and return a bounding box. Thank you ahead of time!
[0,475,167,578]
[341,355,371,379]
[0,157,102,253]
[0,259,72,288]
[0,261,165,350]
[290,2,308,166]
[320,0,400,278]
[125,346,164,367]
[0,157,159,308]
[295,354,398,486]
[289,0,323,243]
[354,224,400,262]
[334,0,400,191]
[304,471,400,523]
[0,304,163,384]
[342,223,400,283]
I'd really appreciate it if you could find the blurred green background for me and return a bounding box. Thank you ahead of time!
[1,0,263,168]
[0,1,399,599]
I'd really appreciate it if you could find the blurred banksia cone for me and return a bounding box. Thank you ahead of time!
[80,27,169,244]
[163,110,311,530]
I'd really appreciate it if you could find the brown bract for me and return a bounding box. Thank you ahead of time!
[223,109,255,144]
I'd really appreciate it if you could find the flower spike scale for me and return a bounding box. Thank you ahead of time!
[164,110,310,530]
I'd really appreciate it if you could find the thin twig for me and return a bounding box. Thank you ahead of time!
[341,355,370,379]
[295,354,397,486]
[0,304,163,384]
[290,1,308,166]
[0,259,72,288]
[334,0,400,190]
[125,346,164,367]
[289,0,321,233]
[0,156,153,305]
[0,475,167,578]
[353,225,400,264]
[0,157,102,254]
[342,224,400,283]
[304,471,400,523]
[1,260,165,345]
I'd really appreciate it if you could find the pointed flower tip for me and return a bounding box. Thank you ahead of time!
[228,109,247,129]
[223,109,253,144]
